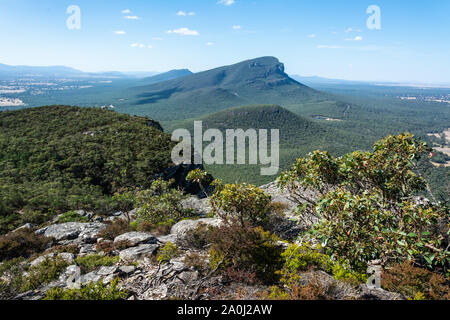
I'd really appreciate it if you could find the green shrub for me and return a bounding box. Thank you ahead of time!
[110,190,135,221]
[75,254,119,274]
[21,257,68,292]
[276,243,367,287]
[207,223,283,285]
[157,242,180,264]
[43,278,127,300]
[279,133,448,271]
[210,182,272,227]
[186,169,213,196]
[135,179,193,225]
[58,211,89,224]
[0,229,53,261]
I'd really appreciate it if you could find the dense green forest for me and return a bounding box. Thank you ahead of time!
[166,104,449,199]
[0,106,175,233]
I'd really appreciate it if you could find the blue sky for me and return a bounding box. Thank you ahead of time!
[0,0,449,83]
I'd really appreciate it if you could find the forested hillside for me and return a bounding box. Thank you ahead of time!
[0,106,175,233]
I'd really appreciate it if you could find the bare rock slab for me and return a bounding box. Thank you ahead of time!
[119,244,160,263]
[114,232,157,247]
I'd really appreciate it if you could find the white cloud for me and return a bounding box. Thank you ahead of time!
[308,34,316,38]
[124,15,140,20]
[167,28,199,36]
[345,28,363,33]
[218,0,235,6]
[232,25,241,30]
[177,11,195,16]
[206,42,214,46]
[345,36,363,41]
[130,43,152,48]
[114,31,126,35]
[122,9,131,14]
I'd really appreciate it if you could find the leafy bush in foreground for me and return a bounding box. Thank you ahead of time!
[274,243,367,294]
[279,133,449,271]
[210,182,272,227]
[207,223,283,285]
[135,179,193,225]
[44,278,127,300]
[157,242,180,264]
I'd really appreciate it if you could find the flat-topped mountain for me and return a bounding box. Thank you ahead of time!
[128,57,326,121]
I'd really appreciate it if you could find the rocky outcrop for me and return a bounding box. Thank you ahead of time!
[36,222,105,242]
[119,244,160,263]
[359,285,404,300]
[170,218,222,238]
[6,182,416,302]
[114,232,157,247]
[122,259,206,300]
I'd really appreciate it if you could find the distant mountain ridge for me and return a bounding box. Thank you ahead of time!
[128,57,328,121]
[0,63,157,80]
[0,63,84,79]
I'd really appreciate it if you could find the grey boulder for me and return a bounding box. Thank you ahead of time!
[170,218,222,237]
[114,232,157,247]
[119,244,159,263]
[36,222,105,242]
